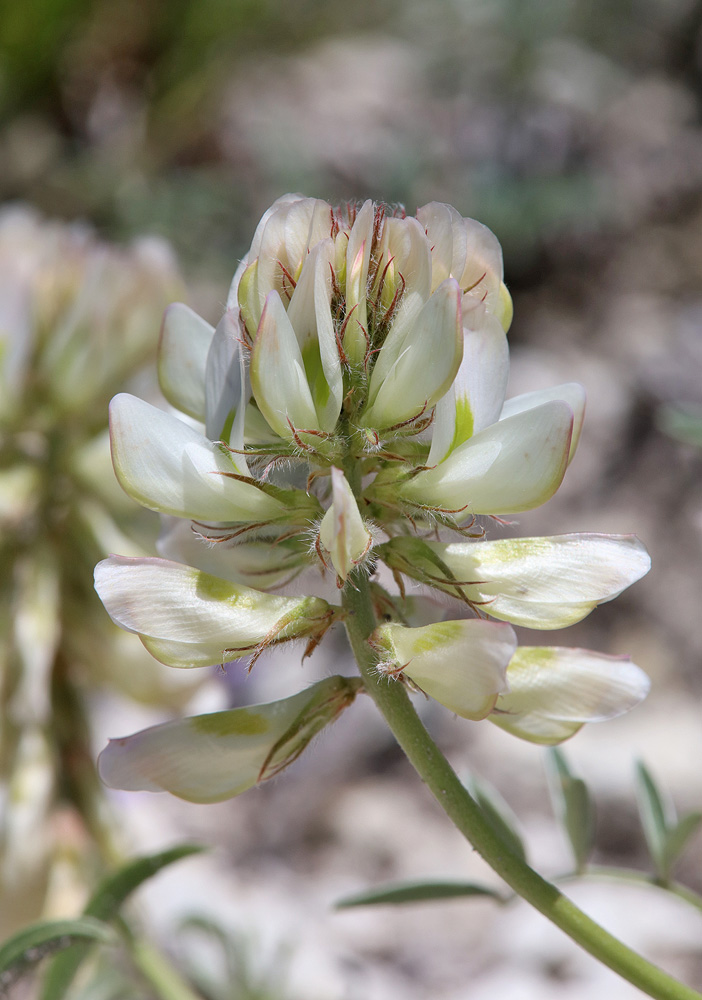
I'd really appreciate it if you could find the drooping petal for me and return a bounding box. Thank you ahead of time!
[372,620,516,720]
[428,314,510,465]
[109,393,285,522]
[319,467,373,582]
[500,383,586,464]
[380,533,651,629]
[250,291,320,439]
[158,303,213,421]
[98,675,362,803]
[399,400,573,516]
[362,279,463,429]
[94,555,333,663]
[490,647,650,744]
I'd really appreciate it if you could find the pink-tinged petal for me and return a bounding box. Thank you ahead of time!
[250,291,320,439]
[373,619,517,721]
[158,303,213,421]
[491,647,650,744]
[109,394,283,522]
[500,383,586,464]
[343,200,374,365]
[402,400,573,516]
[98,675,361,803]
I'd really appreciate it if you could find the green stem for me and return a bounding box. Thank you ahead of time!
[341,575,702,1000]
[129,937,202,1000]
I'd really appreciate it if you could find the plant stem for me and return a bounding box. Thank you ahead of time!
[341,574,702,1000]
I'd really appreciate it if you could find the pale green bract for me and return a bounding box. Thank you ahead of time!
[97,195,651,803]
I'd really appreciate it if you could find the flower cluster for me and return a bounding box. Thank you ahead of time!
[0,206,184,932]
[96,196,650,803]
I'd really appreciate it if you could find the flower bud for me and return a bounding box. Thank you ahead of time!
[318,467,373,582]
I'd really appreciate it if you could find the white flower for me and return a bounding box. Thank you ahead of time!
[95,195,651,801]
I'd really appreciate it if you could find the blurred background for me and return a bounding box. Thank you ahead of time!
[1,0,702,997]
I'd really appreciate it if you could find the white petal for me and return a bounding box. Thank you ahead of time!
[500,383,586,464]
[366,217,433,388]
[416,201,457,290]
[98,676,359,802]
[319,467,372,581]
[374,619,516,720]
[227,194,306,306]
[109,393,284,522]
[204,308,247,450]
[94,555,330,656]
[158,303,213,421]
[286,240,343,432]
[250,291,320,438]
[402,400,573,516]
[428,315,509,465]
[343,200,374,365]
[158,518,310,590]
[252,199,329,312]
[363,279,463,429]
[438,533,651,629]
[491,647,650,744]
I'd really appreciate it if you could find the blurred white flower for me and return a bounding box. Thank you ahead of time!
[0,206,187,931]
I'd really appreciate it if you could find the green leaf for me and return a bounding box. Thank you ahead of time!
[335,879,504,908]
[547,747,594,874]
[0,918,115,994]
[656,404,702,448]
[635,761,671,880]
[663,812,702,877]
[468,775,527,862]
[41,844,204,1000]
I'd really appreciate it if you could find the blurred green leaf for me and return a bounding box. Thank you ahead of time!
[635,761,671,881]
[335,880,504,908]
[547,748,594,874]
[656,404,702,448]
[41,844,204,1000]
[468,775,527,862]
[663,812,702,878]
[0,917,115,993]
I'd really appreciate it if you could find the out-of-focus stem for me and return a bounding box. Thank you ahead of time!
[341,571,702,1000]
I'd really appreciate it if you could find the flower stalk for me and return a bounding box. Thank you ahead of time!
[341,569,701,1000]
